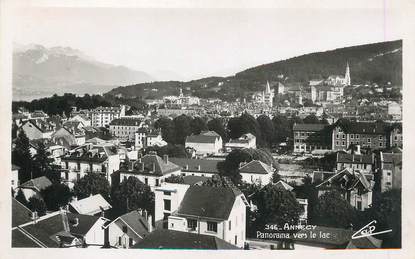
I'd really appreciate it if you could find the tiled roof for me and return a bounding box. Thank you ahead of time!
[239,160,273,175]
[69,194,112,215]
[119,154,181,176]
[12,228,42,247]
[293,123,326,132]
[176,185,241,220]
[186,131,221,144]
[337,153,373,164]
[12,198,32,227]
[117,210,150,238]
[169,158,220,174]
[132,229,239,249]
[13,212,101,248]
[317,168,372,192]
[274,180,294,191]
[335,120,388,135]
[20,176,52,192]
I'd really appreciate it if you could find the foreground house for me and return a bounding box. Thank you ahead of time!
[106,209,152,248]
[12,210,108,248]
[15,176,52,201]
[132,229,239,249]
[167,185,248,248]
[69,194,112,216]
[317,168,374,211]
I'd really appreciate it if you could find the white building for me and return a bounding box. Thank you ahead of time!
[167,185,248,248]
[109,118,143,141]
[69,194,112,216]
[225,133,256,151]
[185,131,223,156]
[106,209,152,248]
[154,182,191,228]
[118,154,181,190]
[135,128,166,149]
[91,106,126,128]
[60,143,120,186]
[20,120,54,140]
[67,114,91,128]
[239,160,274,186]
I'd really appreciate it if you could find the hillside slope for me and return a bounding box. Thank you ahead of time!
[105,40,402,101]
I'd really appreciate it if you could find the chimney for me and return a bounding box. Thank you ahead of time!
[103,227,110,248]
[185,164,189,170]
[148,214,153,233]
[163,155,169,163]
[60,208,70,232]
[197,165,201,171]
[31,211,39,223]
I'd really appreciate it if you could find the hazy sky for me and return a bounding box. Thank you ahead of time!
[12,7,403,80]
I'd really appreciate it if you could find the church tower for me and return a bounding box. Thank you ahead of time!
[344,62,351,86]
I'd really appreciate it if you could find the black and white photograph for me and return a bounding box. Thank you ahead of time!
[1,0,413,256]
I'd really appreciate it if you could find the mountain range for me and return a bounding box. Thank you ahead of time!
[13,44,155,101]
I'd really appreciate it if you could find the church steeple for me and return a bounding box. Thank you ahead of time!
[265,81,271,94]
[344,62,351,86]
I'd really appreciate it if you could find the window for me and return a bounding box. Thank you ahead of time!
[367,138,371,143]
[342,141,345,146]
[379,136,383,140]
[357,201,362,211]
[234,235,238,245]
[156,179,160,186]
[122,226,128,233]
[207,221,217,233]
[336,141,339,145]
[342,134,345,139]
[187,219,197,231]
[118,237,122,245]
[129,238,133,247]
[145,178,148,185]
[229,221,232,231]
[351,134,354,139]
[164,199,171,211]
[379,142,383,147]
[336,134,339,139]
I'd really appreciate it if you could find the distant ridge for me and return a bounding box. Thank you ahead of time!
[105,40,402,101]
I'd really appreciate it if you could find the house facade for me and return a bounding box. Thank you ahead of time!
[60,143,120,186]
[91,106,126,128]
[167,185,248,248]
[336,152,374,174]
[185,131,223,155]
[109,118,143,141]
[225,133,256,151]
[118,154,181,189]
[293,123,330,153]
[239,160,274,186]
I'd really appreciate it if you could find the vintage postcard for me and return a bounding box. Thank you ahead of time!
[1,0,414,258]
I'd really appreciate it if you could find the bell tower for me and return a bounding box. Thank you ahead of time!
[344,62,351,86]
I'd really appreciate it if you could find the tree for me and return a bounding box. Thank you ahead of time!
[12,130,33,183]
[164,175,185,184]
[145,144,189,158]
[154,117,176,144]
[303,114,320,124]
[32,142,52,179]
[272,114,291,144]
[42,183,73,211]
[27,197,47,216]
[271,171,282,183]
[173,114,192,144]
[207,118,228,142]
[190,117,208,135]
[73,173,110,200]
[15,189,28,206]
[257,115,275,147]
[254,184,303,227]
[312,189,357,228]
[112,176,154,216]
[368,189,401,248]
